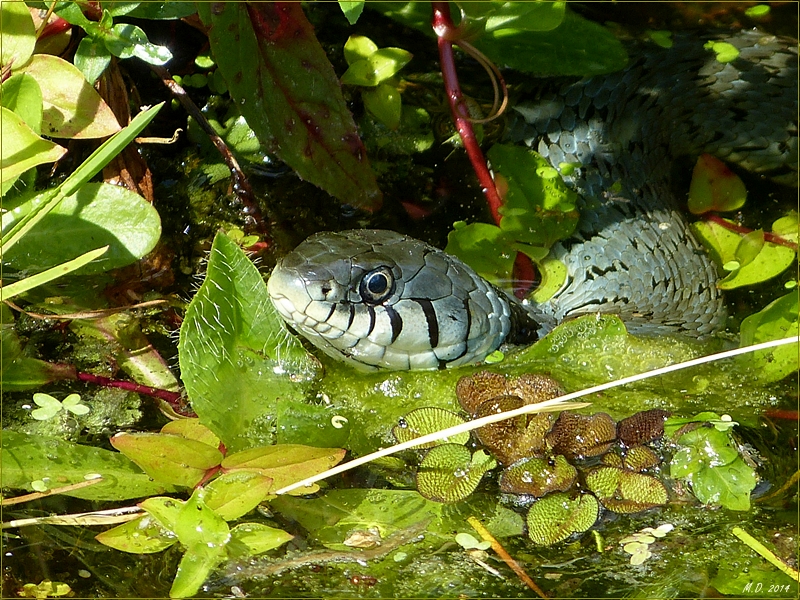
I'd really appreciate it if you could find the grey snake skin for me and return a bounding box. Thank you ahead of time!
[268,30,798,371]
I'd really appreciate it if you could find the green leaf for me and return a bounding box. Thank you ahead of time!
[140,496,184,532]
[221,444,346,495]
[688,154,747,214]
[103,23,172,65]
[739,292,800,382]
[585,467,668,513]
[692,457,756,511]
[197,2,381,210]
[338,1,365,25]
[178,233,320,451]
[691,219,796,290]
[160,419,221,448]
[228,522,293,557]
[2,182,161,274]
[1,0,36,69]
[490,144,579,247]
[170,542,226,599]
[74,37,112,85]
[460,0,566,32]
[392,407,469,448]
[341,47,412,86]
[202,471,274,521]
[113,2,197,20]
[445,221,515,286]
[31,393,64,420]
[0,106,66,187]
[704,40,740,63]
[19,54,121,138]
[343,34,378,65]
[95,514,177,554]
[416,446,496,503]
[361,83,402,129]
[0,325,75,391]
[110,433,223,487]
[2,246,108,301]
[500,455,577,497]
[527,492,599,545]
[1,73,43,134]
[0,430,176,501]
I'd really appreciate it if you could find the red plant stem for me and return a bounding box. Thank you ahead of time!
[431,3,535,298]
[705,214,798,251]
[75,371,187,412]
[38,16,72,40]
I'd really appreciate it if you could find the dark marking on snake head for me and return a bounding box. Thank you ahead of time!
[385,305,403,344]
[412,298,439,348]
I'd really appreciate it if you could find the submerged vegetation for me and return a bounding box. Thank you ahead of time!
[1,2,798,598]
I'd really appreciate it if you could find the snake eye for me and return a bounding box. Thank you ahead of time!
[359,266,395,304]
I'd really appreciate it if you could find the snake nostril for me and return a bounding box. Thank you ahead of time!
[321,284,332,297]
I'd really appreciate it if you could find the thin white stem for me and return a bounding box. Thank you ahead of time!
[275,336,798,495]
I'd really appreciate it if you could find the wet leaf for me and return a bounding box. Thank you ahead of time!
[691,458,757,511]
[586,467,668,513]
[160,419,221,449]
[0,430,175,501]
[445,221,516,286]
[621,446,661,472]
[341,47,412,86]
[30,393,64,420]
[739,291,799,382]
[221,444,345,495]
[110,433,223,487]
[688,154,747,214]
[617,409,670,446]
[197,2,381,210]
[95,514,177,554]
[202,471,274,521]
[417,446,496,503]
[490,144,579,248]
[527,492,599,545]
[74,37,112,85]
[2,182,161,274]
[392,407,469,448]
[139,496,184,532]
[178,232,320,451]
[228,522,293,558]
[546,412,617,459]
[0,325,75,391]
[19,54,121,138]
[170,541,226,599]
[362,83,402,130]
[499,455,577,496]
[173,490,230,547]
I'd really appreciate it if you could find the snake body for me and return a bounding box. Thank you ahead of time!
[268,30,798,372]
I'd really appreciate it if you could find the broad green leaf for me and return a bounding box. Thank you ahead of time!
[0,246,109,301]
[95,514,177,554]
[140,496,184,532]
[527,492,599,545]
[0,106,66,185]
[704,40,740,63]
[445,221,515,286]
[110,433,223,487]
[228,522,293,557]
[0,430,175,500]
[111,2,197,19]
[361,83,402,129]
[688,154,747,214]
[392,407,469,448]
[341,47,412,87]
[74,37,112,85]
[691,219,796,289]
[20,54,121,138]
[197,2,382,210]
[178,233,320,451]
[221,444,345,495]
[1,0,36,69]
[2,183,160,274]
[338,1,365,25]
[1,73,43,133]
[460,0,566,32]
[202,471,274,521]
[739,292,800,383]
[691,457,756,511]
[160,418,221,448]
[490,144,579,247]
[416,446,496,503]
[104,23,172,65]
[198,2,381,210]
[343,34,378,65]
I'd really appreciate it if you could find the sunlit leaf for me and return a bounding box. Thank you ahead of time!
[1,73,43,134]
[341,47,412,86]
[197,2,382,210]
[343,34,378,65]
[338,1,365,25]
[95,514,177,554]
[178,233,320,451]
[110,433,223,487]
[392,407,469,448]
[19,54,121,138]
[361,83,402,130]
[202,471,274,521]
[527,492,599,545]
[688,154,747,214]
[160,419,221,449]
[416,446,496,503]
[704,40,740,63]
[739,292,800,383]
[1,0,36,69]
[0,106,66,187]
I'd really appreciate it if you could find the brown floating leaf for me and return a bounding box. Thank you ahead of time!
[546,412,617,459]
[472,395,527,465]
[500,455,577,497]
[617,409,671,446]
[456,371,510,415]
[508,373,566,403]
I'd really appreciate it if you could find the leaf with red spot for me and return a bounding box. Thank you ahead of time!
[688,154,747,214]
[197,2,381,211]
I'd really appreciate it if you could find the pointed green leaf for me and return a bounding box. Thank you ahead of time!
[1,73,43,133]
[203,471,274,521]
[0,106,66,185]
[1,0,36,69]
[95,514,177,554]
[197,2,381,210]
[739,292,799,382]
[228,522,293,557]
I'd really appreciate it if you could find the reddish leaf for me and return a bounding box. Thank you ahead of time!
[688,154,747,214]
[197,2,382,210]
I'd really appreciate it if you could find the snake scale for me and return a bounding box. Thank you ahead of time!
[268,30,798,372]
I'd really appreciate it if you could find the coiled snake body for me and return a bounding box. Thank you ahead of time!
[268,30,798,372]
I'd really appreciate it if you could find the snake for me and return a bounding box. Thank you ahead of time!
[267,30,798,372]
